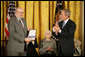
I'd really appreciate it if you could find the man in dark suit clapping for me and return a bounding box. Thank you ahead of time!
[52,9,76,56]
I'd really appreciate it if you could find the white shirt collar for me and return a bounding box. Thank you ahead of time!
[15,15,21,21]
[15,15,24,27]
[64,18,69,24]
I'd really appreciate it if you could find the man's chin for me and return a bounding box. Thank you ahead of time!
[19,17,23,19]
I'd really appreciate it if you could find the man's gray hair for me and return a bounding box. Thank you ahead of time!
[61,9,71,17]
[15,7,23,12]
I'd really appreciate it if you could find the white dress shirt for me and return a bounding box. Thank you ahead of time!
[16,16,24,27]
[59,18,69,33]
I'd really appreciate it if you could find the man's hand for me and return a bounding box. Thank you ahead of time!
[52,26,57,32]
[55,21,59,27]
[55,30,59,34]
[25,38,31,43]
[27,27,30,31]
[53,25,61,34]
[56,25,61,32]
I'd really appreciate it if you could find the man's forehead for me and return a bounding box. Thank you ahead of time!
[17,8,24,12]
[61,11,65,14]
[61,10,65,13]
[18,9,23,11]
[18,10,24,12]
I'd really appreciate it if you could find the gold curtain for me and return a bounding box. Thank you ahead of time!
[1,1,81,54]
[1,1,8,47]
[49,1,57,31]
[4,1,7,41]
[40,1,49,40]
[1,1,3,47]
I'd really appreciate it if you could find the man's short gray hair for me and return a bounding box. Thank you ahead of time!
[61,9,71,17]
[15,7,23,12]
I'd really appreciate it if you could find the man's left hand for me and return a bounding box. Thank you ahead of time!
[56,25,61,32]
[27,27,30,31]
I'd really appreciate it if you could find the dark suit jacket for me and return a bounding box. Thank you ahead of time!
[52,19,76,56]
[7,16,28,52]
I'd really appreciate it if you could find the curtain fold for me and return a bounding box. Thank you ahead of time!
[49,1,57,31]
[1,1,3,47]
[25,1,34,29]
[4,1,7,41]
[18,1,26,18]
[40,1,49,40]
[75,1,80,39]
[64,1,69,9]
[33,1,40,44]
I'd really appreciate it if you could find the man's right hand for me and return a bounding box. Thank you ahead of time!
[25,38,31,43]
[52,26,57,32]
[27,27,30,31]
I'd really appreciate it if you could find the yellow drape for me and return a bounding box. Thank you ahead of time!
[18,1,26,18]
[69,1,76,21]
[53,1,57,24]
[1,1,8,47]
[4,1,7,41]
[40,1,49,40]
[1,1,3,47]
[49,1,53,31]
[75,1,80,39]
[33,1,40,44]
[64,1,68,9]
[49,1,57,31]
[26,1,34,29]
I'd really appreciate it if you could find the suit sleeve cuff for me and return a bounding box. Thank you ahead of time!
[59,30,62,33]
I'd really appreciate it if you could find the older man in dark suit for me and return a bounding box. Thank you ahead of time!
[7,7,31,56]
[52,9,76,56]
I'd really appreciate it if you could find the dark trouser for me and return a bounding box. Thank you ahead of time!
[58,45,74,56]
[58,45,63,56]
[40,53,56,56]
[7,51,26,56]
[40,52,56,56]
[26,47,38,56]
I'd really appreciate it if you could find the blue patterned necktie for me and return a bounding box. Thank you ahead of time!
[62,21,65,29]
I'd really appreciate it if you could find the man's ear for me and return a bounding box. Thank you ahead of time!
[65,15,68,18]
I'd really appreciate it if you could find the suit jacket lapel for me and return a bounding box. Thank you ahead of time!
[59,21,63,30]
[14,16,25,34]
[21,18,26,34]
[62,19,70,30]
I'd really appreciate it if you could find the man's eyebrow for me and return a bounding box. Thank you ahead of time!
[18,11,23,12]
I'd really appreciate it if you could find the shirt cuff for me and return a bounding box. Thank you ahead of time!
[52,28,56,32]
[56,33,58,35]
[59,30,62,33]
